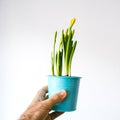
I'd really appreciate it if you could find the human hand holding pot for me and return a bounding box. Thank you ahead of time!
[19,86,67,120]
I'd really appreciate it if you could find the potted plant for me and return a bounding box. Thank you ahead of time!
[48,18,81,112]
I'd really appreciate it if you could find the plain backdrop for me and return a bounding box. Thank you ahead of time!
[0,0,120,120]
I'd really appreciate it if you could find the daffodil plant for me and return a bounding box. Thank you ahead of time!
[51,18,77,76]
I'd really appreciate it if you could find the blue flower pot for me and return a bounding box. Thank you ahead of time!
[48,76,81,112]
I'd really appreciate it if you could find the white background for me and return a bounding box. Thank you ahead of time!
[0,0,120,120]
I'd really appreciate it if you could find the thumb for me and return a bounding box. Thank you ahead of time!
[41,90,67,109]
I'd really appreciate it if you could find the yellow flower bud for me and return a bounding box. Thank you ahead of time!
[70,18,76,28]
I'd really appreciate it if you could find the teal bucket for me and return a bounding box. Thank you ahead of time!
[48,76,81,112]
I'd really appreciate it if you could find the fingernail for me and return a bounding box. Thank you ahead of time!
[60,90,66,98]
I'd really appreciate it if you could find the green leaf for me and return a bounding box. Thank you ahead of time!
[69,41,77,76]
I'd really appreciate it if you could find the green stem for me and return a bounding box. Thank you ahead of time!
[65,29,72,76]
[51,31,57,75]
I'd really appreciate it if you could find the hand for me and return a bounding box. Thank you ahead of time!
[19,86,67,120]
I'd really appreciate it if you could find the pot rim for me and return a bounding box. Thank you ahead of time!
[48,75,82,79]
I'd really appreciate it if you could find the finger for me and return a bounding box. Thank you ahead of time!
[39,86,48,101]
[31,86,48,103]
[41,90,67,109]
[50,112,64,119]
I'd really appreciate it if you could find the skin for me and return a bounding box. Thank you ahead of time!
[19,86,67,120]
